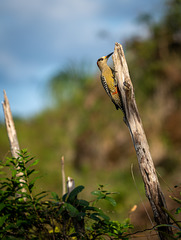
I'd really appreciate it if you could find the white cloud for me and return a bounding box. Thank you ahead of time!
[0,0,162,84]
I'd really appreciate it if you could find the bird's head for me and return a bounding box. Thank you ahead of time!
[97,52,113,71]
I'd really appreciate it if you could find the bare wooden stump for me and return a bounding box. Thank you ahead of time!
[112,43,173,239]
[61,156,66,195]
[2,90,20,158]
[2,90,26,199]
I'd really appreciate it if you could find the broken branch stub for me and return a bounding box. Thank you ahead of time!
[61,156,66,196]
[112,43,173,239]
[2,90,26,199]
[2,90,20,158]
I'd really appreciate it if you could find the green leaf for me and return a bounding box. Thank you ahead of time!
[105,196,117,206]
[176,207,181,214]
[12,169,17,178]
[86,206,97,211]
[21,149,28,154]
[34,191,48,198]
[67,185,84,203]
[0,203,5,212]
[97,194,105,200]
[28,182,34,190]
[58,205,65,214]
[91,190,102,196]
[36,193,48,201]
[93,207,110,221]
[34,191,48,201]
[27,169,35,176]
[0,215,9,227]
[29,159,39,167]
[26,157,35,164]
[51,192,60,201]
[77,199,89,207]
[97,211,110,221]
[64,203,79,217]
[62,193,68,202]
[77,212,86,218]
[89,213,101,221]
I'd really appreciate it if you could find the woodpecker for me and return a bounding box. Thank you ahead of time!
[97,52,123,111]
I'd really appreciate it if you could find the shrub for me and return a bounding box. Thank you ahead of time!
[0,150,133,239]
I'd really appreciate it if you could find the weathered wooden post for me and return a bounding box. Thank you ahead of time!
[112,43,173,239]
[61,156,66,195]
[2,90,26,199]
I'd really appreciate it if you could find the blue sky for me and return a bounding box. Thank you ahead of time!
[0,0,164,119]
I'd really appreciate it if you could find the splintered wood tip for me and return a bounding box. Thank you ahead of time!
[115,42,122,48]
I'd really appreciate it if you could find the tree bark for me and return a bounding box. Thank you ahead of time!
[112,43,173,239]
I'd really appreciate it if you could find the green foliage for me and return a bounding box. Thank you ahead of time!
[167,186,181,239]
[127,0,181,101]
[173,191,181,216]
[50,62,94,105]
[91,184,118,207]
[0,150,133,239]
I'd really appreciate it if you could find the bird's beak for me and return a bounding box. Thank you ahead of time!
[106,52,113,59]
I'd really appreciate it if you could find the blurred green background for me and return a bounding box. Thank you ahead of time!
[0,0,181,232]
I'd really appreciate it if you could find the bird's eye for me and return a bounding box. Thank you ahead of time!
[98,58,103,61]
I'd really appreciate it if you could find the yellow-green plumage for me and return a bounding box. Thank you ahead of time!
[97,52,123,110]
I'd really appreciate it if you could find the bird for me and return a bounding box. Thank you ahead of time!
[97,52,123,111]
[67,176,75,194]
